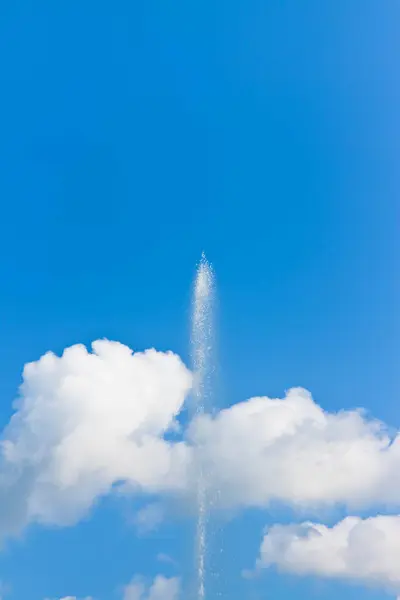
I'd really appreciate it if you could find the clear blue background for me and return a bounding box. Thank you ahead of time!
[0,1,398,599]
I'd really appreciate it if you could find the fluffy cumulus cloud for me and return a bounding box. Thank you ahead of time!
[123,575,180,600]
[48,597,92,600]
[0,340,191,537]
[55,597,93,600]
[2,342,400,540]
[3,339,400,597]
[255,515,400,593]
[191,387,400,510]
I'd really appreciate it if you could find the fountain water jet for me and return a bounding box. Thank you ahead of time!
[191,252,215,600]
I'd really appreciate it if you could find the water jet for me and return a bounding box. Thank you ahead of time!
[190,252,215,600]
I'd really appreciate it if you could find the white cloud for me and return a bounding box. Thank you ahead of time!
[156,553,177,567]
[52,597,93,600]
[2,334,398,600]
[123,576,180,600]
[133,503,164,534]
[190,387,400,510]
[0,340,191,538]
[4,340,400,598]
[51,576,180,600]
[2,340,400,545]
[255,515,400,593]
[58,597,93,600]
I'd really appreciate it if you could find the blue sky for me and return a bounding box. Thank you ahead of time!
[0,1,399,599]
